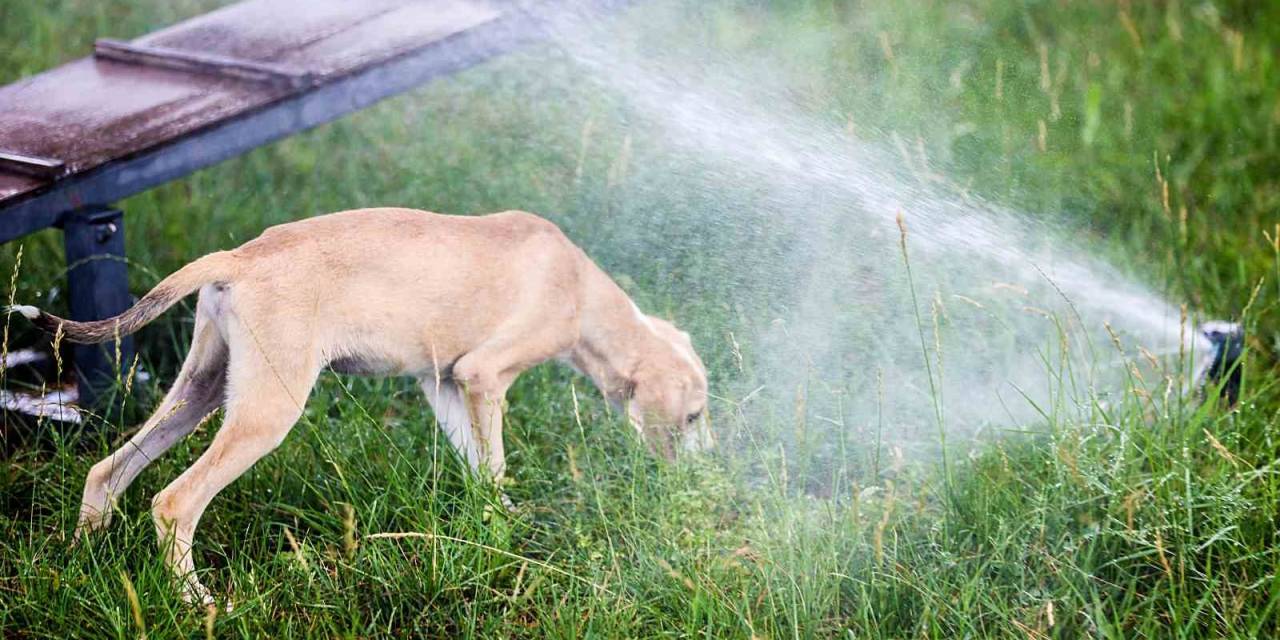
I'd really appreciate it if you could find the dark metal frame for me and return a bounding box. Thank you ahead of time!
[61,206,134,410]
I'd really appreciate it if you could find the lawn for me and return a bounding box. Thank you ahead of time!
[2,0,1279,637]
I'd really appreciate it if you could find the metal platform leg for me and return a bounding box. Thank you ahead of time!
[62,206,134,412]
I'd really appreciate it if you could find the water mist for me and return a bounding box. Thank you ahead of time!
[524,3,1225,476]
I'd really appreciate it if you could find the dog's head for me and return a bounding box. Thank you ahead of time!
[627,316,712,461]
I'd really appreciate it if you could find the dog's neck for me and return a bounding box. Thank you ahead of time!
[566,261,663,405]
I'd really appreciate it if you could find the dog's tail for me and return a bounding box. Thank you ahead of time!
[10,251,238,344]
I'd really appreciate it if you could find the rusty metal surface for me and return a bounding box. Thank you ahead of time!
[94,38,316,88]
[0,151,66,179]
[0,0,502,208]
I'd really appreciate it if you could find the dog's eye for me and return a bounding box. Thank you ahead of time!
[685,410,702,424]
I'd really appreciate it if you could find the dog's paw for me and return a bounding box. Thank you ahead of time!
[481,495,521,523]
[72,508,113,544]
[181,579,219,609]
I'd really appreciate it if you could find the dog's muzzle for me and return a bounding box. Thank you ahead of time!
[679,413,714,454]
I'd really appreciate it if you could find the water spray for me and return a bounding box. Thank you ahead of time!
[534,8,1250,461]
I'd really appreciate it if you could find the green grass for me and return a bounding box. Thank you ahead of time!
[3,0,1280,637]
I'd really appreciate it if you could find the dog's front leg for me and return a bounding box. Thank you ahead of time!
[465,385,508,481]
[467,385,514,513]
[447,316,574,506]
[450,356,519,511]
[452,372,512,481]
[421,373,515,511]
[420,379,482,471]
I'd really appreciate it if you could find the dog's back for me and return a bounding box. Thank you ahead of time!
[222,208,584,375]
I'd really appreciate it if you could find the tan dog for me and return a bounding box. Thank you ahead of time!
[14,208,710,605]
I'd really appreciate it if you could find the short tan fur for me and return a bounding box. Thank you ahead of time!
[20,208,710,606]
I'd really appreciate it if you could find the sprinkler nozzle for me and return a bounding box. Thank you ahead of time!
[1196,321,1244,406]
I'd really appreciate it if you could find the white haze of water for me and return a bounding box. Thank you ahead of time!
[502,4,1203,465]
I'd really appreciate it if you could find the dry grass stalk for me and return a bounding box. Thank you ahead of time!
[120,570,146,640]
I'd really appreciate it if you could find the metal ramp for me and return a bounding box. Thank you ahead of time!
[0,0,599,409]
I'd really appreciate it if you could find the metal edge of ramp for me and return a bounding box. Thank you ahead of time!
[0,0,615,244]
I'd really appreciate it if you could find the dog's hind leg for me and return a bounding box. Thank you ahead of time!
[420,378,481,472]
[76,300,228,539]
[150,328,320,606]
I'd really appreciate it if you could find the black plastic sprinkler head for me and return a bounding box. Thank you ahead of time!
[1196,321,1244,406]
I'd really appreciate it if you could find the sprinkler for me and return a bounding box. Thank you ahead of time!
[1196,321,1244,406]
